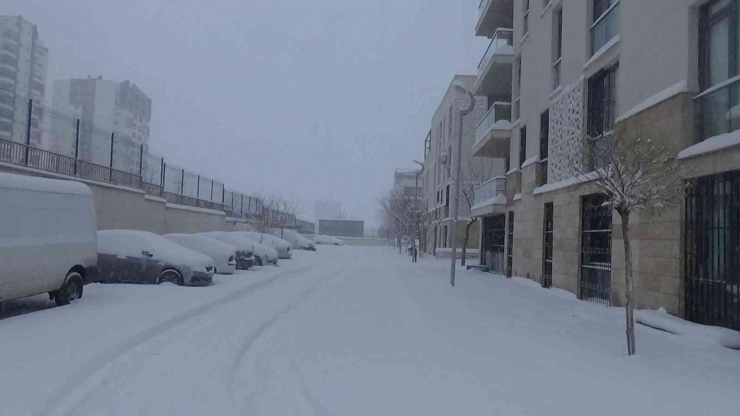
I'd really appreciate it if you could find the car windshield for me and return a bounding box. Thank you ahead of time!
[2,1,740,415]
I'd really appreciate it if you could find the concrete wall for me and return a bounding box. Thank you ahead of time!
[0,162,240,236]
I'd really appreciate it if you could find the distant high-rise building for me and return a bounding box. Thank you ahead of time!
[314,200,342,222]
[0,15,48,146]
[52,77,152,174]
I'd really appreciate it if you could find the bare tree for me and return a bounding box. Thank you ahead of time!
[248,191,303,237]
[567,132,679,356]
[457,157,498,266]
[378,188,417,254]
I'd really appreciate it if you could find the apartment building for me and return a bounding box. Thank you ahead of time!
[473,0,740,330]
[421,75,506,257]
[0,15,48,147]
[52,77,152,174]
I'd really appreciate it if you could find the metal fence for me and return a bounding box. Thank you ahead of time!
[0,96,311,229]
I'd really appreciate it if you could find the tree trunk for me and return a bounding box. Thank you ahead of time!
[620,210,636,356]
[461,219,476,267]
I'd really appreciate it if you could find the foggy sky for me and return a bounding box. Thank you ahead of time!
[1,0,486,226]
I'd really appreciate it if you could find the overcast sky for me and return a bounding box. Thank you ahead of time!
[1,0,486,226]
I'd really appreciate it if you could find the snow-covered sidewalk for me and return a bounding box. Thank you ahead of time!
[1,246,739,416]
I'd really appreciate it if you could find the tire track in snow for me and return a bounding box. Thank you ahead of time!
[38,262,324,416]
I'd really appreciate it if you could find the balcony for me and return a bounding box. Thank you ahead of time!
[474,28,514,97]
[472,102,512,158]
[471,176,507,217]
[695,75,740,142]
[476,0,514,38]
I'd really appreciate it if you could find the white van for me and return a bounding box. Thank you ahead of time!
[0,172,97,306]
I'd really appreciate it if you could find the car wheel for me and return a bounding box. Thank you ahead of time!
[55,271,83,306]
[158,269,183,286]
[255,256,263,266]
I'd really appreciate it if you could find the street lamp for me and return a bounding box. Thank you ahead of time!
[413,159,424,258]
[449,81,475,287]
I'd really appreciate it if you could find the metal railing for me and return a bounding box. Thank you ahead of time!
[475,102,512,145]
[474,176,506,206]
[694,75,740,142]
[478,28,514,77]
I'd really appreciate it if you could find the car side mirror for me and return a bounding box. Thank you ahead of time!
[142,250,154,258]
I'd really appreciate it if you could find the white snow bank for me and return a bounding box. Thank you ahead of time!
[513,193,522,201]
[677,129,740,160]
[533,171,598,195]
[470,193,507,211]
[616,80,688,123]
[0,171,91,196]
[636,308,740,349]
[97,230,213,269]
[521,156,539,169]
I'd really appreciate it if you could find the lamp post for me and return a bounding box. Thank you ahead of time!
[449,81,475,287]
[413,159,424,258]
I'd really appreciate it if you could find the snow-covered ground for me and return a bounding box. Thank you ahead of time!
[1,247,739,416]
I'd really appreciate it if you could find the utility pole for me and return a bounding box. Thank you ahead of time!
[73,119,80,175]
[109,132,114,183]
[413,160,424,259]
[449,82,475,287]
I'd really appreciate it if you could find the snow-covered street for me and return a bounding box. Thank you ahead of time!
[1,246,739,416]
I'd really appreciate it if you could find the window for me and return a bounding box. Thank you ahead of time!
[587,64,618,139]
[552,8,563,91]
[514,55,522,120]
[697,0,740,141]
[591,0,620,55]
[542,203,554,288]
[523,0,530,36]
[519,126,527,168]
[539,110,549,185]
[580,194,612,306]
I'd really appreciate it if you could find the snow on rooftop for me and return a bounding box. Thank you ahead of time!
[520,156,539,169]
[471,193,507,211]
[513,193,522,201]
[677,129,740,160]
[533,172,598,195]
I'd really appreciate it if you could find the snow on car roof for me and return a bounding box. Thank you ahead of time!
[164,234,237,255]
[0,172,92,196]
[98,230,213,268]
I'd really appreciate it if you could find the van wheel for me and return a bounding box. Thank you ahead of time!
[255,256,263,266]
[158,269,183,286]
[55,272,83,306]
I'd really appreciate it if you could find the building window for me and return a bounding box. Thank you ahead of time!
[580,194,612,306]
[587,63,619,169]
[591,0,620,56]
[697,0,740,142]
[539,111,549,185]
[519,126,527,168]
[514,55,522,120]
[523,0,530,37]
[542,203,554,288]
[552,8,563,91]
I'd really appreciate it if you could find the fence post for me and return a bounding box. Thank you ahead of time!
[162,161,166,192]
[24,99,32,165]
[74,119,80,175]
[197,175,200,199]
[139,144,144,177]
[222,187,225,204]
[109,132,114,183]
[180,169,185,195]
[160,158,165,187]
[210,179,214,201]
[241,194,244,214]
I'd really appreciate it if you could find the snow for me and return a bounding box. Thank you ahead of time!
[436,247,480,253]
[513,192,522,201]
[144,195,167,203]
[165,203,226,216]
[636,308,740,349]
[164,234,237,274]
[506,167,519,175]
[533,171,598,195]
[0,171,91,196]
[520,156,539,169]
[616,80,689,122]
[490,119,512,130]
[677,129,740,160]
[97,230,214,270]
[470,193,507,211]
[1,248,740,415]
[583,35,620,70]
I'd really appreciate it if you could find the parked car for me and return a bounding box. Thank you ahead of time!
[331,236,345,246]
[251,242,279,266]
[0,173,97,306]
[312,234,344,246]
[164,234,237,275]
[198,232,255,270]
[236,232,292,259]
[97,230,214,286]
[271,229,315,251]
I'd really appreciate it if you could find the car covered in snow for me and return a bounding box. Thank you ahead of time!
[250,242,279,266]
[198,232,255,270]
[164,234,237,275]
[96,230,215,286]
[236,232,292,259]
[0,173,97,306]
[311,234,344,246]
[271,229,315,251]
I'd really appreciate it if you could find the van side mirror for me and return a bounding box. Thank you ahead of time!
[142,250,154,258]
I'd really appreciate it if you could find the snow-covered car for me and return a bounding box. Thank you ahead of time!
[331,237,345,246]
[236,232,292,259]
[311,234,344,245]
[164,234,237,275]
[96,230,215,286]
[272,229,315,251]
[0,173,97,306]
[251,242,279,266]
[198,232,255,270]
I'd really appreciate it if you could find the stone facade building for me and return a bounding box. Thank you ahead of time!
[473,0,740,330]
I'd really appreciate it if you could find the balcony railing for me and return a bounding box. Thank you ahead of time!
[478,28,514,77]
[476,102,512,145]
[590,1,620,56]
[479,0,489,16]
[695,75,740,142]
[552,57,562,92]
[474,177,506,206]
